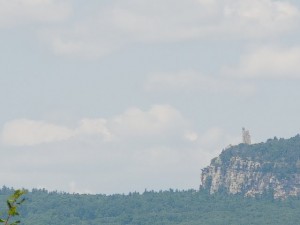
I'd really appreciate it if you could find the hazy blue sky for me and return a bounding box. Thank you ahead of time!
[1,0,300,194]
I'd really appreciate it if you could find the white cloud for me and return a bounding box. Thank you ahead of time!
[0,0,72,28]
[1,105,189,146]
[76,118,112,141]
[1,118,112,146]
[0,109,243,193]
[145,70,256,95]
[184,131,199,142]
[109,0,218,42]
[198,127,237,149]
[221,0,300,38]
[38,0,300,58]
[0,0,298,58]
[1,119,74,146]
[43,28,123,59]
[0,125,237,194]
[39,7,126,58]
[0,105,248,194]
[109,105,187,139]
[223,46,300,79]
[110,0,300,41]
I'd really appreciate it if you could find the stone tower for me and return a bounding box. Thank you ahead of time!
[242,127,251,144]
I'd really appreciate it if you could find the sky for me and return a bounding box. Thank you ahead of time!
[1,0,300,194]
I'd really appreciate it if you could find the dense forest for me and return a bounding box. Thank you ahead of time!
[1,187,300,225]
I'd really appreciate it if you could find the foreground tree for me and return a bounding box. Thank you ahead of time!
[0,190,27,225]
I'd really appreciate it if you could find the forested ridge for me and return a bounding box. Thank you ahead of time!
[2,136,300,224]
[1,187,300,225]
[218,135,300,170]
[201,135,300,198]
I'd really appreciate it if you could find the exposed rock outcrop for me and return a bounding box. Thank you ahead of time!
[201,136,300,199]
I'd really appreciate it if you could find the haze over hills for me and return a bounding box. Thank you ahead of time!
[2,1,300,224]
[2,135,300,224]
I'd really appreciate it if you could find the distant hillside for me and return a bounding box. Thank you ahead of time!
[201,135,300,199]
[1,187,300,225]
[2,135,300,224]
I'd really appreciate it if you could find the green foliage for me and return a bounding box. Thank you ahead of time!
[0,189,26,225]
[2,187,300,225]
[218,135,300,175]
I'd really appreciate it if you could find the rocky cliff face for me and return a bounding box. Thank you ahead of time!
[201,136,300,199]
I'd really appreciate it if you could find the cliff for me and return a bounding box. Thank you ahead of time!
[201,135,300,199]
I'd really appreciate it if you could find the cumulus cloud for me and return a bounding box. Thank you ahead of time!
[220,0,300,38]
[1,119,74,146]
[109,105,187,139]
[0,0,72,28]
[0,0,298,57]
[0,125,239,193]
[39,0,300,58]
[223,45,300,79]
[39,6,126,58]
[0,105,243,193]
[76,118,112,141]
[145,70,256,95]
[1,105,191,146]
[1,118,112,146]
[41,24,123,58]
[111,0,300,41]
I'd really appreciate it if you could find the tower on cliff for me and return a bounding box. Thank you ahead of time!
[242,127,251,144]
